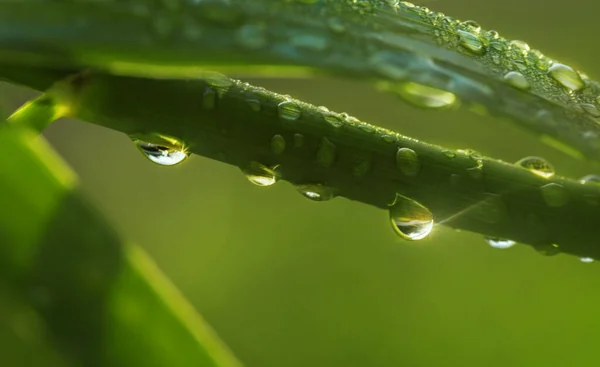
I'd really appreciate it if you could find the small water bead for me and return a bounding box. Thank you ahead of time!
[271,134,286,155]
[515,156,555,178]
[580,103,600,117]
[580,257,595,263]
[204,72,233,97]
[381,135,397,144]
[316,137,336,168]
[442,150,456,159]
[396,148,421,177]
[504,71,530,90]
[297,184,336,201]
[540,183,569,207]
[133,136,188,166]
[278,101,302,121]
[485,237,516,249]
[461,20,481,33]
[323,113,343,128]
[243,161,279,187]
[534,243,560,257]
[457,29,486,55]
[246,99,261,112]
[389,194,434,241]
[509,40,530,53]
[548,63,584,91]
[396,82,457,109]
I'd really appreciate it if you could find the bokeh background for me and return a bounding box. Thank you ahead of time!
[2,0,600,366]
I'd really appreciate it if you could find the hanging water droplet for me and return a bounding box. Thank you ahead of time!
[316,137,336,167]
[580,257,594,263]
[534,243,560,256]
[580,174,600,184]
[271,134,286,155]
[132,135,188,166]
[396,147,421,177]
[548,63,584,91]
[504,71,530,90]
[297,184,336,201]
[540,183,569,207]
[457,29,486,55]
[278,101,302,121]
[389,194,434,240]
[395,82,457,108]
[485,237,516,249]
[242,161,279,187]
[515,156,555,178]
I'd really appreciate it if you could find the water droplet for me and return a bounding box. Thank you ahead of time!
[202,87,217,110]
[293,133,305,148]
[316,137,336,167]
[548,63,584,91]
[541,183,569,207]
[389,194,434,240]
[132,135,188,166]
[457,29,486,55]
[322,113,343,128]
[580,257,594,263]
[504,71,530,90]
[204,72,233,97]
[580,174,600,184]
[462,20,481,32]
[485,237,516,249]
[246,99,261,112]
[271,134,286,155]
[395,82,457,108]
[580,103,600,117]
[297,184,336,201]
[242,161,279,187]
[515,156,555,178]
[509,40,530,53]
[396,148,421,177]
[278,101,302,121]
[442,150,456,158]
[534,243,560,256]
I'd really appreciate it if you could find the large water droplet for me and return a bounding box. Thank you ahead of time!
[485,237,516,249]
[504,71,530,90]
[457,29,486,55]
[278,101,302,121]
[540,183,569,207]
[243,161,279,187]
[548,63,584,91]
[580,257,594,263]
[132,135,188,166]
[396,147,421,176]
[297,184,336,201]
[515,156,555,178]
[396,82,457,108]
[389,194,434,240]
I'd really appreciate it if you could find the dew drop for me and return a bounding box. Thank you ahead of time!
[504,71,530,90]
[381,134,397,144]
[580,257,594,263]
[509,40,530,53]
[395,82,457,108]
[457,29,486,55]
[246,99,261,112]
[316,137,336,167]
[389,194,433,240]
[396,147,421,177]
[515,156,555,178]
[278,101,302,121]
[271,134,286,155]
[540,183,569,207]
[548,63,584,91]
[322,113,343,128]
[442,150,456,158]
[297,184,336,201]
[580,103,600,117]
[534,243,560,257]
[462,20,481,33]
[132,135,188,166]
[485,237,516,249]
[242,161,279,187]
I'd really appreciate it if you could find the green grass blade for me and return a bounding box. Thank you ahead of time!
[0,127,242,367]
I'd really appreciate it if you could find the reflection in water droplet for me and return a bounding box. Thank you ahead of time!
[297,184,336,201]
[515,156,555,178]
[540,183,569,207]
[504,71,530,90]
[278,101,302,121]
[396,82,457,108]
[580,257,594,263]
[457,29,486,55]
[534,243,560,256]
[242,161,279,187]
[271,134,286,155]
[485,237,516,249]
[132,135,188,166]
[548,63,584,91]
[396,148,421,177]
[389,194,434,240]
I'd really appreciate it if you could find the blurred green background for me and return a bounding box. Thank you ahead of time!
[3,0,600,366]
